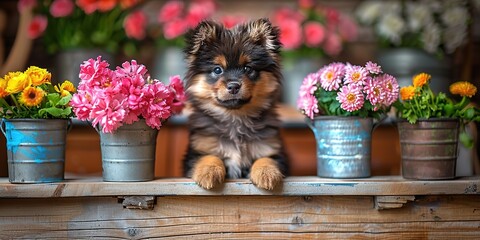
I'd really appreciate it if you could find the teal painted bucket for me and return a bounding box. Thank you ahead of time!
[1,119,70,183]
[307,116,375,178]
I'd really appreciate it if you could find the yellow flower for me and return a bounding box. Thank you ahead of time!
[25,66,51,86]
[6,72,30,94]
[19,86,45,107]
[449,81,477,98]
[0,78,9,98]
[54,80,76,97]
[400,86,416,101]
[412,73,431,87]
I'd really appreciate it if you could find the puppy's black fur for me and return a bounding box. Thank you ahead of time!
[182,18,288,190]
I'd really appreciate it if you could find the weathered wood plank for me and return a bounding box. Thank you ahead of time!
[1,195,480,239]
[1,176,479,198]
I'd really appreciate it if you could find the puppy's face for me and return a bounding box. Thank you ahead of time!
[184,18,282,114]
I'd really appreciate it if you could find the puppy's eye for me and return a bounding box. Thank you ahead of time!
[213,67,223,75]
[243,66,253,73]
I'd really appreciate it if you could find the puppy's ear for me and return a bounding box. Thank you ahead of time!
[244,18,281,54]
[185,20,220,57]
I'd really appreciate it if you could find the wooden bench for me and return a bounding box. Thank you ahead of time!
[1,176,479,239]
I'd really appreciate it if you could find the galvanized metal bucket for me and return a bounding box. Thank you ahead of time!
[307,116,375,178]
[397,119,459,180]
[1,118,70,183]
[98,119,158,182]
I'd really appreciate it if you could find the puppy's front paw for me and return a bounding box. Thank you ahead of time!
[192,155,226,189]
[250,158,283,190]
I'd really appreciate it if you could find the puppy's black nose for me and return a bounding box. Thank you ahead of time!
[227,82,241,94]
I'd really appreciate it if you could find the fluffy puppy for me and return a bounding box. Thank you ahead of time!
[182,18,288,190]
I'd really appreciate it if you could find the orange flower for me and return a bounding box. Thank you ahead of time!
[400,86,416,101]
[25,66,51,86]
[412,73,431,87]
[19,86,45,107]
[449,81,477,98]
[0,78,9,98]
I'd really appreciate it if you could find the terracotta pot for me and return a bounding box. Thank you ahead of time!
[397,118,459,180]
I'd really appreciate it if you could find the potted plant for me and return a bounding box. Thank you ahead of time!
[394,73,479,180]
[69,56,186,182]
[20,0,147,86]
[272,0,358,107]
[0,66,75,183]
[354,0,471,93]
[147,0,216,84]
[297,61,399,178]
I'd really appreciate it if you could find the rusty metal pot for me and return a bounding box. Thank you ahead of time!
[397,118,459,180]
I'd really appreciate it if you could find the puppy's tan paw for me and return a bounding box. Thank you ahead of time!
[250,157,283,190]
[192,155,226,189]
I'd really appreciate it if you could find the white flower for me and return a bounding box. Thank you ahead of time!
[381,1,402,15]
[355,0,383,25]
[406,2,433,32]
[443,25,468,54]
[441,6,469,28]
[376,13,406,45]
[421,23,441,54]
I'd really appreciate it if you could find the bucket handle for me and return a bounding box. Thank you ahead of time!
[305,118,319,138]
[67,118,73,132]
[0,118,5,137]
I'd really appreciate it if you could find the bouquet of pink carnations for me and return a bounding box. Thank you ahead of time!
[70,56,186,133]
[297,61,399,120]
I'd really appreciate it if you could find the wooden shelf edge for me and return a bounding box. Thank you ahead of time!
[1,176,479,198]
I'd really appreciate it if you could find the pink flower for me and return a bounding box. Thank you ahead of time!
[27,15,48,39]
[124,11,147,40]
[273,7,304,24]
[116,59,148,78]
[364,76,385,110]
[278,19,303,50]
[72,56,185,133]
[90,96,127,133]
[50,0,74,18]
[336,84,364,112]
[168,75,186,114]
[298,0,314,9]
[78,56,111,88]
[158,0,184,23]
[76,0,98,14]
[323,33,342,56]
[185,0,216,27]
[324,7,340,26]
[319,62,345,91]
[381,74,399,106]
[365,61,382,75]
[142,82,174,129]
[304,21,325,47]
[298,73,319,100]
[344,64,368,86]
[298,94,319,120]
[221,15,246,29]
[17,0,37,13]
[97,0,117,12]
[338,15,358,42]
[163,19,189,40]
[70,93,93,121]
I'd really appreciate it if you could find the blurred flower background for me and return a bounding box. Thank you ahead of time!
[2,0,479,104]
[355,0,471,57]
[272,0,358,60]
[22,0,145,55]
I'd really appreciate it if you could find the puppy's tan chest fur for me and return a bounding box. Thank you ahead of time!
[191,133,281,178]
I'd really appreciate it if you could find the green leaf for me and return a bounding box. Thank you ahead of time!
[459,131,474,148]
